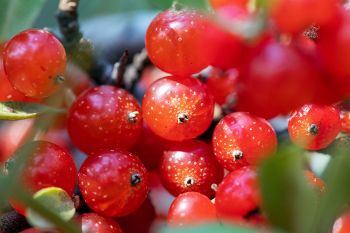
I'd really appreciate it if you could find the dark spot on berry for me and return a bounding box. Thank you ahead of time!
[243,207,261,220]
[177,113,189,124]
[184,177,195,187]
[308,123,319,135]
[232,150,243,161]
[131,173,141,186]
[40,65,47,72]
[128,111,139,123]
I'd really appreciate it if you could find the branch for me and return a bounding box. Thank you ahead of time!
[56,0,82,47]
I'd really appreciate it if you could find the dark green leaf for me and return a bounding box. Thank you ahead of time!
[259,145,319,233]
[0,101,65,120]
[311,153,350,233]
[0,0,46,40]
[162,224,265,233]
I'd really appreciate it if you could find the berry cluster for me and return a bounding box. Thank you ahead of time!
[1,0,350,232]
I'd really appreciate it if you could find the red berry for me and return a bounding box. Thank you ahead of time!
[79,213,123,233]
[206,6,247,69]
[206,68,238,105]
[117,198,156,233]
[209,0,248,9]
[142,76,214,141]
[78,150,148,217]
[167,192,217,227]
[237,40,322,119]
[268,0,337,33]
[215,167,260,221]
[160,140,224,198]
[10,141,77,215]
[213,112,277,171]
[68,86,142,154]
[288,104,341,150]
[3,29,66,98]
[131,123,168,170]
[318,8,350,96]
[145,9,211,76]
[333,211,350,233]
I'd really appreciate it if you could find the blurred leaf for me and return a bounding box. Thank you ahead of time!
[173,0,210,10]
[259,145,319,233]
[311,153,350,233]
[0,101,64,120]
[0,0,46,40]
[163,224,266,233]
[27,187,75,228]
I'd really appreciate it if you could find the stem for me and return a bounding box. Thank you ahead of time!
[56,0,82,47]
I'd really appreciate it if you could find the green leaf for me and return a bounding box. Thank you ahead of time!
[259,145,319,233]
[162,224,266,233]
[311,153,350,233]
[26,187,75,229]
[0,0,46,40]
[173,0,210,10]
[0,101,65,120]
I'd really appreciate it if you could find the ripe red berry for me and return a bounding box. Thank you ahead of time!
[160,140,224,198]
[117,198,156,233]
[288,104,341,150]
[318,8,350,96]
[68,86,142,154]
[142,76,214,141]
[167,192,217,227]
[209,0,248,9]
[10,141,77,215]
[79,213,123,233]
[206,68,238,106]
[268,0,337,33]
[131,123,168,170]
[78,149,148,217]
[145,9,211,76]
[215,167,260,222]
[3,29,66,98]
[237,40,322,119]
[213,112,277,171]
[333,210,350,233]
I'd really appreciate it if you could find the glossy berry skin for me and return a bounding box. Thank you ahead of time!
[215,167,260,221]
[10,141,77,215]
[68,86,142,154]
[237,41,322,119]
[268,0,337,34]
[78,150,148,217]
[117,198,156,233]
[210,0,248,9]
[142,76,214,141]
[206,68,238,105]
[160,140,224,198]
[146,9,211,76]
[318,8,350,96]
[333,211,350,233]
[131,123,168,170]
[0,58,31,102]
[213,112,277,171]
[3,29,66,98]
[79,213,123,233]
[168,192,217,227]
[288,104,341,150]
